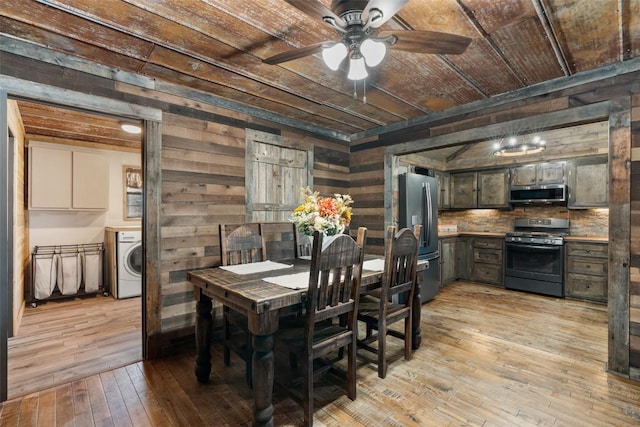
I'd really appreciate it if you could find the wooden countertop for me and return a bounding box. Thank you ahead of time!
[439,231,506,238]
[105,225,142,232]
[439,232,608,243]
[564,236,609,243]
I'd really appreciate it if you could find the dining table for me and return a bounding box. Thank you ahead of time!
[187,256,427,427]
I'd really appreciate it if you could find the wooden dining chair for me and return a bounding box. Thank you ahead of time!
[276,227,367,427]
[357,224,421,379]
[219,223,267,387]
[293,226,313,258]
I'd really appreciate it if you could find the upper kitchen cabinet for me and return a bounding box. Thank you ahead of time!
[510,161,566,186]
[29,143,109,210]
[450,171,477,209]
[567,155,608,208]
[450,169,509,209]
[434,170,450,209]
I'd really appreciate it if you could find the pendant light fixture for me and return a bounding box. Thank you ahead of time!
[493,135,546,157]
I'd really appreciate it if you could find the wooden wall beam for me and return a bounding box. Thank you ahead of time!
[608,96,631,375]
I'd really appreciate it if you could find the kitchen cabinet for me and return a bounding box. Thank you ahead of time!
[567,156,608,208]
[456,236,470,280]
[470,237,503,286]
[566,241,608,302]
[511,161,566,186]
[450,168,509,209]
[29,143,109,210]
[439,237,457,286]
[450,171,477,209]
[434,170,450,209]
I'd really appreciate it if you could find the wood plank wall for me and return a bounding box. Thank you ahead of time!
[630,94,640,380]
[0,51,350,356]
[349,70,640,379]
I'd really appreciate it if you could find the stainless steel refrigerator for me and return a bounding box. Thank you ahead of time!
[398,172,440,303]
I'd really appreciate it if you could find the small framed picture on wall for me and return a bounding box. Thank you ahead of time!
[124,165,142,220]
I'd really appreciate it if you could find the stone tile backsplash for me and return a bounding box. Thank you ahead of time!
[439,206,608,236]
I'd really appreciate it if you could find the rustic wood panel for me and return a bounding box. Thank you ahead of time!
[630,93,640,378]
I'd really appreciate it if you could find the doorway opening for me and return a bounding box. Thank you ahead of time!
[5,98,144,399]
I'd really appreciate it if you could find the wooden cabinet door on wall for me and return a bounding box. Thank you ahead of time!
[477,169,509,208]
[567,156,608,208]
[450,172,477,209]
[72,151,109,209]
[246,129,313,222]
[29,145,72,209]
[435,171,450,209]
[511,164,537,186]
[30,144,108,210]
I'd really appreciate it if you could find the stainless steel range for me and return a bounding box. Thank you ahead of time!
[504,218,569,297]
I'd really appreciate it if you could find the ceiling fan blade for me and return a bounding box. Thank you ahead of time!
[284,0,346,28]
[380,30,472,55]
[362,0,408,28]
[263,42,328,65]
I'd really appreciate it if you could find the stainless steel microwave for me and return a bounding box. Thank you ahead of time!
[509,184,567,205]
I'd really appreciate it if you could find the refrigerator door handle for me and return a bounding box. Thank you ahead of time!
[424,182,433,247]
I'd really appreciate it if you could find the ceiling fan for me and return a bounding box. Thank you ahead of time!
[263,0,472,81]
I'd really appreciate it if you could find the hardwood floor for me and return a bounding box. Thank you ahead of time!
[3,281,640,426]
[7,294,142,398]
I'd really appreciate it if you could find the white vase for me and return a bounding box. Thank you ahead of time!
[321,233,340,250]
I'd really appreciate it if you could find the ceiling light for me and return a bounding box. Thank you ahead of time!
[322,42,348,71]
[347,55,368,80]
[120,122,142,134]
[493,134,546,157]
[360,38,387,67]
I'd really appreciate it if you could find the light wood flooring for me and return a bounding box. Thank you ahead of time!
[3,281,640,426]
[7,294,142,398]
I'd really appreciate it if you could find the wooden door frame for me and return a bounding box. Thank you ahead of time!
[0,77,162,402]
[1,89,9,402]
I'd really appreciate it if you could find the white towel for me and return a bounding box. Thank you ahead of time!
[59,253,82,295]
[83,252,102,292]
[34,255,57,300]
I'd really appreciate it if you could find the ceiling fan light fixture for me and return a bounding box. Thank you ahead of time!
[360,38,386,67]
[347,55,368,80]
[322,42,348,70]
[362,8,383,31]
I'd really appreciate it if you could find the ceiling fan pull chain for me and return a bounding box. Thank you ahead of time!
[363,78,367,104]
[353,80,357,100]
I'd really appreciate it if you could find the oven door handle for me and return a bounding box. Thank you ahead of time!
[506,243,562,251]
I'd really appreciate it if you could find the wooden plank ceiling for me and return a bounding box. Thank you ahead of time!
[2,0,639,149]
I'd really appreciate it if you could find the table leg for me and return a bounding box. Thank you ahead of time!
[252,333,274,427]
[194,294,213,383]
[412,276,422,350]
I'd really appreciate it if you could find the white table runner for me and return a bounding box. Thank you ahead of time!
[219,260,293,275]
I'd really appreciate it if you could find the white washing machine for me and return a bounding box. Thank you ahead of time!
[116,230,142,298]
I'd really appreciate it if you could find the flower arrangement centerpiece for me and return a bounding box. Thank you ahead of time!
[290,187,353,236]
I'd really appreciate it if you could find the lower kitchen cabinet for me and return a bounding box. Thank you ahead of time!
[470,237,504,286]
[439,237,457,286]
[456,237,470,280]
[565,241,608,302]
